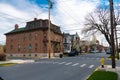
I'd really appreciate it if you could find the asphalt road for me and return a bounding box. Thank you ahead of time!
[0,53,112,80]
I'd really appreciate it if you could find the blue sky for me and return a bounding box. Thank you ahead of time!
[0,0,120,46]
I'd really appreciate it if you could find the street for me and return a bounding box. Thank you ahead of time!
[0,53,113,80]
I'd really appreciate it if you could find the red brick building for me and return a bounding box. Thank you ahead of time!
[5,18,63,57]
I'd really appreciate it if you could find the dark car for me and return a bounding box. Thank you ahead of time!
[106,50,111,54]
[68,50,79,56]
[106,48,111,54]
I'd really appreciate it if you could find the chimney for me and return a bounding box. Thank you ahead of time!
[34,18,37,21]
[15,24,19,30]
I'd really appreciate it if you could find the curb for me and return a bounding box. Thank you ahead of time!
[86,68,98,80]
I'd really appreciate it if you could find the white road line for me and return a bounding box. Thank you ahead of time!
[65,62,72,65]
[87,58,90,59]
[80,64,86,67]
[59,62,66,64]
[96,58,100,60]
[54,62,59,64]
[92,58,95,59]
[35,62,44,64]
[72,63,79,66]
[89,65,94,68]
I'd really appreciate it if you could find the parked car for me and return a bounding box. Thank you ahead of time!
[63,50,71,55]
[106,47,111,54]
[106,50,111,54]
[68,50,79,56]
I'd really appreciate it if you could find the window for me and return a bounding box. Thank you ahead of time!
[43,43,47,53]
[43,21,47,27]
[29,44,32,52]
[65,38,67,43]
[10,36,13,42]
[18,35,20,41]
[29,34,32,40]
[23,45,26,52]
[23,34,26,41]
[10,45,13,51]
[35,43,38,51]
[18,44,20,52]
[35,32,38,40]
[43,33,46,38]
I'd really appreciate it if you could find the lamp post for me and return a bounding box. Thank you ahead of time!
[109,0,116,68]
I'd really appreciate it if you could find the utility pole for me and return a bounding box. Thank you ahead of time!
[109,0,116,68]
[115,21,119,60]
[114,2,120,60]
[48,0,51,59]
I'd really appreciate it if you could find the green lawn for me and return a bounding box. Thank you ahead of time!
[0,63,16,67]
[87,70,118,80]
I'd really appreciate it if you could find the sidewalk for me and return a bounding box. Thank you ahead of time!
[98,65,120,80]
[0,59,35,64]
[0,56,59,64]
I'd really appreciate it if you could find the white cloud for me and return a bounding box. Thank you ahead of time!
[51,0,100,37]
[1,0,109,45]
[0,1,46,44]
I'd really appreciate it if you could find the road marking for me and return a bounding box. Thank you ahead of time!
[87,58,90,59]
[96,58,99,59]
[92,58,95,59]
[89,65,94,68]
[59,62,66,64]
[65,62,72,65]
[35,61,43,64]
[80,64,86,67]
[72,63,79,66]
[54,62,59,64]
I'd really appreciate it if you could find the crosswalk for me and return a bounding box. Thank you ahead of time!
[80,64,86,67]
[89,65,94,68]
[65,62,72,65]
[34,61,96,69]
[75,57,101,60]
[72,63,79,66]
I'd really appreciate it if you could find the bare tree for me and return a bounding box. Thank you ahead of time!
[82,5,120,46]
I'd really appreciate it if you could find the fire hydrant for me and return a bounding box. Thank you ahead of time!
[100,57,105,68]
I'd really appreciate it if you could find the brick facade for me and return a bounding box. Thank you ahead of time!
[5,19,63,57]
[0,45,4,54]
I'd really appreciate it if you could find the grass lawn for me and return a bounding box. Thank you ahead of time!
[87,70,118,80]
[0,63,16,67]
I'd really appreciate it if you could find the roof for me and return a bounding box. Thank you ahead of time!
[5,27,25,35]
[5,19,62,35]
[51,24,61,34]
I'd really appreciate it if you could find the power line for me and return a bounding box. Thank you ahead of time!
[0,12,27,21]
[59,2,81,23]
[53,0,73,3]
[62,27,82,30]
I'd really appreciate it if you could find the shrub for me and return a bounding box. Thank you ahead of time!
[0,54,6,61]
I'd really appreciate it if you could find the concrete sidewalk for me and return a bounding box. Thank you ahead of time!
[0,59,35,64]
[98,65,120,80]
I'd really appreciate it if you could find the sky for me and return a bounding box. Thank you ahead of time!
[0,0,120,46]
